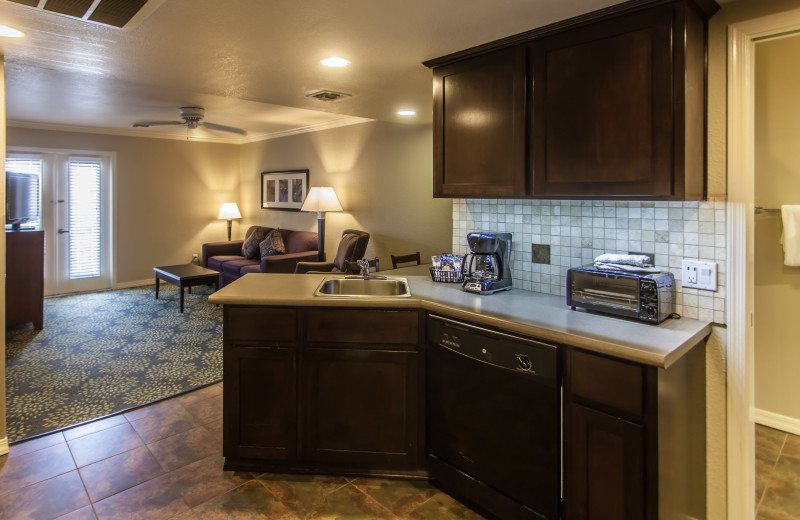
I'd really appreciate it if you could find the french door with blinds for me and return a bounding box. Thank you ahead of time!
[6,151,113,295]
[55,156,111,294]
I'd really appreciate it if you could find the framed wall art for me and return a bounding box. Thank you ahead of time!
[261,169,309,211]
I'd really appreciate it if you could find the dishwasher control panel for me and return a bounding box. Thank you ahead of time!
[428,314,559,387]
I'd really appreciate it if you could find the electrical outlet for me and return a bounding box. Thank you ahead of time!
[681,259,717,291]
[192,253,199,265]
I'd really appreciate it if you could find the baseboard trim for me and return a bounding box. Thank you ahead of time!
[0,437,9,456]
[754,408,800,436]
[115,279,154,289]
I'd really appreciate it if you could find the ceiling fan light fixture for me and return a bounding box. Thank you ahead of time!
[307,90,352,102]
[321,56,350,68]
[131,106,246,136]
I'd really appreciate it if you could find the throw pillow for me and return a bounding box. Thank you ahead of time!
[260,228,286,258]
[242,229,265,259]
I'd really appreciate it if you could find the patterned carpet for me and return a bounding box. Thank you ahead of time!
[5,284,222,442]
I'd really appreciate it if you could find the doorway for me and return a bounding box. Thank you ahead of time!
[752,31,800,517]
[6,149,113,295]
[727,7,800,520]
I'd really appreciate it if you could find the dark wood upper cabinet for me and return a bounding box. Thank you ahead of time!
[424,0,718,200]
[531,3,704,199]
[432,47,528,198]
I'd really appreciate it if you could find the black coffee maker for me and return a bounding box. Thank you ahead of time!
[462,232,512,294]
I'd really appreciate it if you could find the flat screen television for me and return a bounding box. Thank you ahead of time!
[6,172,39,231]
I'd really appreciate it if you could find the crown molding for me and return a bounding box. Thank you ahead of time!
[239,117,374,144]
[7,116,374,145]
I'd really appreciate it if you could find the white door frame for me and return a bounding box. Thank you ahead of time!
[727,8,800,520]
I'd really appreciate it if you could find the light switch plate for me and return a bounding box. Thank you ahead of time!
[681,260,717,291]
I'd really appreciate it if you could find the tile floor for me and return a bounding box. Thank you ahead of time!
[0,383,486,520]
[756,424,800,519]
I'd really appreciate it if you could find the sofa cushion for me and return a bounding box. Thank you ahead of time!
[284,230,318,254]
[222,258,260,276]
[242,228,266,259]
[207,255,243,272]
[240,264,262,275]
[259,228,286,258]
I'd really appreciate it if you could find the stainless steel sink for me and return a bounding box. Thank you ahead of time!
[314,277,411,298]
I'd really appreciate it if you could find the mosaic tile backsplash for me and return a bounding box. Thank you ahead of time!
[452,199,726,324]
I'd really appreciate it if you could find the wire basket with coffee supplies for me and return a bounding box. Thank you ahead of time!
[429,254,466,283]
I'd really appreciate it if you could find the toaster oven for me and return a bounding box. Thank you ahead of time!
[566,265,675,324]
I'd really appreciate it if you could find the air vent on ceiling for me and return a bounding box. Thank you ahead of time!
[306,90,352,102]
[7,0,159,29]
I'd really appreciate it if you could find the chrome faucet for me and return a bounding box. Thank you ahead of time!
[357,258,370,279]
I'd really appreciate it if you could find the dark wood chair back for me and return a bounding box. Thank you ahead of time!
[390,251,421,269]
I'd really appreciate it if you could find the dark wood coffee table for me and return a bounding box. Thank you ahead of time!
[154,264,220,313]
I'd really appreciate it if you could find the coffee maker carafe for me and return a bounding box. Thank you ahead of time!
[462,232,512,294]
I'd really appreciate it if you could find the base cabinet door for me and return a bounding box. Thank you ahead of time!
[564,402,646,520]
[303,347,420,470]
[224,346,297,461]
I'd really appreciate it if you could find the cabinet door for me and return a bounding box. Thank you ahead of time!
[531,7,674,198]
[223,346,297,461]
[433,46,528,198]
[303,348,420,470]
[6,230,44,329]
[564,402,647,520]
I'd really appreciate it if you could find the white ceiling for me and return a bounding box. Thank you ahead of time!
[0,0,733,143]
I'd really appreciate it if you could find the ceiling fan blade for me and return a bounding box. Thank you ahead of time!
[132,120,184,128]
[201,122,247,135]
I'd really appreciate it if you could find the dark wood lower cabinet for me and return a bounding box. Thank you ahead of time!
[6,230,44,330]
[225,346,297,461]
[304,347,419,470]
[563,346,706,520]
[222,305,707,519]
[565,402,646,520]
[223,306,424,476]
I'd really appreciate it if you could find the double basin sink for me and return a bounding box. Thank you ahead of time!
[314,276,411,298]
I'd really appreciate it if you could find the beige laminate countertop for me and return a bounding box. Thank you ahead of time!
[209,271,712,369]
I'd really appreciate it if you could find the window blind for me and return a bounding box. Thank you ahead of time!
[68,159,102,279]
[5,157,42,230]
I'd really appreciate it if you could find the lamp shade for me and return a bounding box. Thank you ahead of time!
[301,187,343,213]
[218,202,242,219]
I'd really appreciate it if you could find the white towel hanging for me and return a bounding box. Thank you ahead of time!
[780,205,800,266]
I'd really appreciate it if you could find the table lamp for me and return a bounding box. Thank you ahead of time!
[218,202,242,241]
[301,187,342,261]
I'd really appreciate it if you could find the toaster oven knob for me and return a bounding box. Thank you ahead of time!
[644,305,656,318]
[515,354,532,371]
[641,285,656,298]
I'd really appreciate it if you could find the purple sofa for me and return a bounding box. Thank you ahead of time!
[202,225,318,286]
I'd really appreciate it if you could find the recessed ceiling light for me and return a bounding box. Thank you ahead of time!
[321,56,350,68]
[0,25,24,38]
[397,110,416,116]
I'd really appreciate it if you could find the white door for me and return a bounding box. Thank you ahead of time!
[52,155,112,294]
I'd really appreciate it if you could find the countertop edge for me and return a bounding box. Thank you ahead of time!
[208,273,712,369]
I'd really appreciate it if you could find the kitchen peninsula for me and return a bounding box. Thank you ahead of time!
[210,273,711,520]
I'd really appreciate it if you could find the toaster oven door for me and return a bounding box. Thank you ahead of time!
[569,271,640,317]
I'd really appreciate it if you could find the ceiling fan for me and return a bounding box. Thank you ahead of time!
[132,106,247,135]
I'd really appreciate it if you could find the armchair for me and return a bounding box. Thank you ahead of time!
[294,229,370,274]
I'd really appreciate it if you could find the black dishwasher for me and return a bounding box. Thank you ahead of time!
[427,314,560,520]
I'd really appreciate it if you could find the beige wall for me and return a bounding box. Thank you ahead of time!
[5,128,240,284]
[239,120,452,267]
[753,35,800,422]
